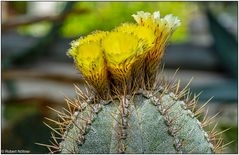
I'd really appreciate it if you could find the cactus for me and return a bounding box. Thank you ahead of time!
[38,11,228,153]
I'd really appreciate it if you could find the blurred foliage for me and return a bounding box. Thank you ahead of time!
[2,113,51,153]
[4,103,39,124]
[61,2,198,42]
[207,1,238,17]
[2,101,55,153]
[18,21,52,37]
[205,2,237,38]
[9,2,27,14]
[14,2,198,42]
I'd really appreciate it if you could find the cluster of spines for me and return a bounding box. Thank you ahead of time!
[36,84,100,153]
[36,67,231,153]
[143,88,210,153]
[111,96,131,153]
[147,69,231,153]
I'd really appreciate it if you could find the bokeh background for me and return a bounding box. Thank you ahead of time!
[1,1,238,153]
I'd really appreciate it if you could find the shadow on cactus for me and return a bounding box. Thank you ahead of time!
[37,11,230,153]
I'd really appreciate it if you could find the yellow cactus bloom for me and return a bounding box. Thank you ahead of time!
[67,11,180,95]
[67,31,109,98]
[102,31,146,91]
[115,23,156,48]
[114,23,157,89]
[68,31,108,57]
[74,42,104,74]
[132,11,181,87]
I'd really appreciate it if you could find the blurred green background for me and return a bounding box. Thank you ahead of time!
[16,2,192,41]
[1,1,238,153]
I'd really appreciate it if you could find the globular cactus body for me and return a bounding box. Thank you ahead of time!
[59,90,213,153]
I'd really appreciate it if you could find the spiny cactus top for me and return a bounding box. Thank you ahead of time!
[40,11,227,154]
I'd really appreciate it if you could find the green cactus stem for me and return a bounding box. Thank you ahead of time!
[58,88,214,154]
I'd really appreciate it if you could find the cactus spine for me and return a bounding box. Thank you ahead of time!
[38,11,227,153]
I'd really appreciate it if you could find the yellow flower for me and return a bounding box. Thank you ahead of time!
[67,11,180,95]
[68,31,108,57]
[115,23,156,49]
[114,23,157,89]
[74,42,104,74]
[132,11,181,87]
[102,31,146,92]
[67,31,109,98]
